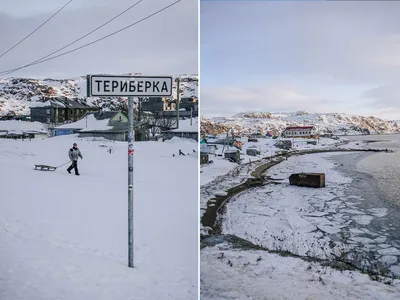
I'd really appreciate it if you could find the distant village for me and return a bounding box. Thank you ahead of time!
[0,96,198,142]
[200,125,341,165]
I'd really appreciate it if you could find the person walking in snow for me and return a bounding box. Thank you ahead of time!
[67,143,83,175]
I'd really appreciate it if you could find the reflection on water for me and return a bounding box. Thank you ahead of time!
[348,134,400,207]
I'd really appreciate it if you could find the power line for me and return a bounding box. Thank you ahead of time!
[0,0,144,75]
[0,0,182,76]
[0,0,73,61]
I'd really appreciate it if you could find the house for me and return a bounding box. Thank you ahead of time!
[140,97,165,113]
[52,110,148,141]
[78,120,149,142]
[246,148,260,156]
[74,111,149,142]
[180,97,198,112]
[162,118,198,141]
[30,97,97,124]
[282,126,318,138]
[224,149,240,163]
[140,97,199,119]
[200,144,217,155]
[0,120,49,139]
[274,140,292,150]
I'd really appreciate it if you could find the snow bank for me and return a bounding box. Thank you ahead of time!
[201,245,400,300]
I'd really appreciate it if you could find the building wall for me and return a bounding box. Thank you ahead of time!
[53,128,75,136]
[141,97,164,113]
[283,128,316,137]
[78,132,127,142]
[163,131,198,141]
[31,107,96,124]
[109,111,128,123]
[31,107,53,123]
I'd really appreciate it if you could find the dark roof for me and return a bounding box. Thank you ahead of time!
[33,97,93,109]
[59,99,91,109]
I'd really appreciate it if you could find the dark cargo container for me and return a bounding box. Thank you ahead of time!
[289,173,325,188]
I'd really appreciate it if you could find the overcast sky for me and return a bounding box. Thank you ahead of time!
[201,1,400,120]
[0,0,197,78]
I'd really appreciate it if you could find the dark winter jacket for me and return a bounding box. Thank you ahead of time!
[69,148,83,161]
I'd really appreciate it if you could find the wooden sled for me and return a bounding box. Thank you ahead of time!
[34,165,57,171]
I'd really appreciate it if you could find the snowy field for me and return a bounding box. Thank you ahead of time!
[201,244,400,300]
[0,135,198,300]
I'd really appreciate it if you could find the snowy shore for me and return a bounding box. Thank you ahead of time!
[201,243,400,300]
[201,138,400,299]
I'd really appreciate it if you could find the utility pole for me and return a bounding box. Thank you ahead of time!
[138,97,142,122]
[190,106,193,126]
[127,96,135,268]
[176,78,180,129]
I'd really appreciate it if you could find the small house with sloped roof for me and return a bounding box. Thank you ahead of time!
[51,110,149,141]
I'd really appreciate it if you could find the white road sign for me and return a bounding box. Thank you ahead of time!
[87,75,173,97]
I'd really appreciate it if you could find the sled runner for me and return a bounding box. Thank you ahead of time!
[34,165,57,171]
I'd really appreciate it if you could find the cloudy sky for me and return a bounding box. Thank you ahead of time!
[201,1,400,120]
[0,0,197,78]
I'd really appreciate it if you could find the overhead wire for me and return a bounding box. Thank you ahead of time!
[0,0,73,61]
[0,0,144,75]
[0,0,182,76]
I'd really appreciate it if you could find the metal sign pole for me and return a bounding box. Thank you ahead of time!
[87,74,173,268]
[176,78,180,129]
[128,96,134,268]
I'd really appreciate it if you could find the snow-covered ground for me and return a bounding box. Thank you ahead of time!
[0,135,198,300]
[201,244,400,300]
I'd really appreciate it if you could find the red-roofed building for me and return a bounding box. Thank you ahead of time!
[282,126,318,138]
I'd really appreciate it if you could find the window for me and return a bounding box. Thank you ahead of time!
[46,109,50,114]
[118,115,122,121]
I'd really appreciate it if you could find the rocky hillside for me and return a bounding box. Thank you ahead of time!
[201,111,400,136]
[0,74,198,116]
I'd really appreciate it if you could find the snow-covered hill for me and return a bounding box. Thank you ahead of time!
[0,74,198,116]
[201,111,400,136]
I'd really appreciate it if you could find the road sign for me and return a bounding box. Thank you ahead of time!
[86,75,173,97]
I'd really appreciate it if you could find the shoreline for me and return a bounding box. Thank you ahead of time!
[201,147,393,234]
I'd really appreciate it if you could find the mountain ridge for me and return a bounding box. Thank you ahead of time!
[0,74,198,116]
[200,111,400,136]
